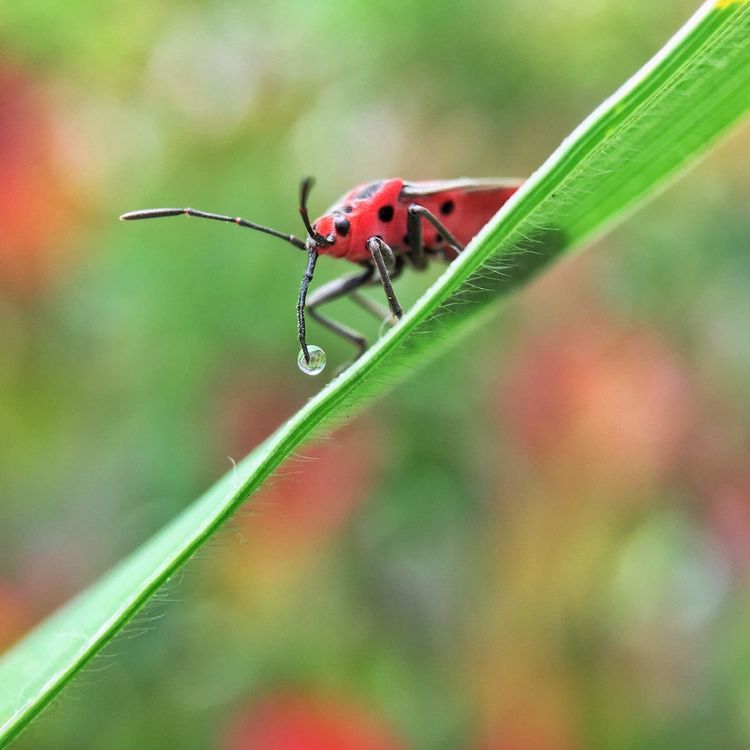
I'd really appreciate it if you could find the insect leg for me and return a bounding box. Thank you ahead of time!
[307,267,375,358]
[366,237,404,320]
[407,204,464,259]
[405,206,428,269]
[349,291,390,321]
[349,257,405,321]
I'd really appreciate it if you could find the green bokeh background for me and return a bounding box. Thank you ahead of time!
[1,1,749,748]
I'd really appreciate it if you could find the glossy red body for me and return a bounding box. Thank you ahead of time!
[312,178,521,263]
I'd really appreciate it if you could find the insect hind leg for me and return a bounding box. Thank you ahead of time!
[407,204,464,261]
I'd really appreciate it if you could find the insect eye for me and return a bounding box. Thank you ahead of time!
[335,216,350,237]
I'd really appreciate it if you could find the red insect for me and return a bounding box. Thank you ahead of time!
[120,177,522,375]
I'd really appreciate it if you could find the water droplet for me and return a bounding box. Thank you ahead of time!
[297,345,326,375]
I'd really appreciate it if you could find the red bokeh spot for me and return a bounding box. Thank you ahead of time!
[0,64,76,295]
[474,725,575,750]
[707,470,750,576]
[222,693,405,750]
[499,321,695,490]
[0,578,32,651]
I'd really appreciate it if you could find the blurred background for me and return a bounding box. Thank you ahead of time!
[1,0,749,747]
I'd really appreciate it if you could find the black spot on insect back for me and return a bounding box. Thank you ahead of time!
[343,205,353,213]
[378,205,394,222]
[355,181,384,200]
[334,216,350,236]
[440,199,455,216]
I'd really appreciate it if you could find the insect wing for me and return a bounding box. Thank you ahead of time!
[400,178,524,199]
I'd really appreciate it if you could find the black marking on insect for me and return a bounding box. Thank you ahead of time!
[378,205,394,222]
[355,181,385,200]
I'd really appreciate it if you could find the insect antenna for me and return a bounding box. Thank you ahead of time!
[119,206,307,250]
[299,177,331,246]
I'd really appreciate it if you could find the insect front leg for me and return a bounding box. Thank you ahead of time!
[297,248,319,364]
[349,256,404,322]
[366,237,404,320]
[306,267,375,360]
[407,204,464,261]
